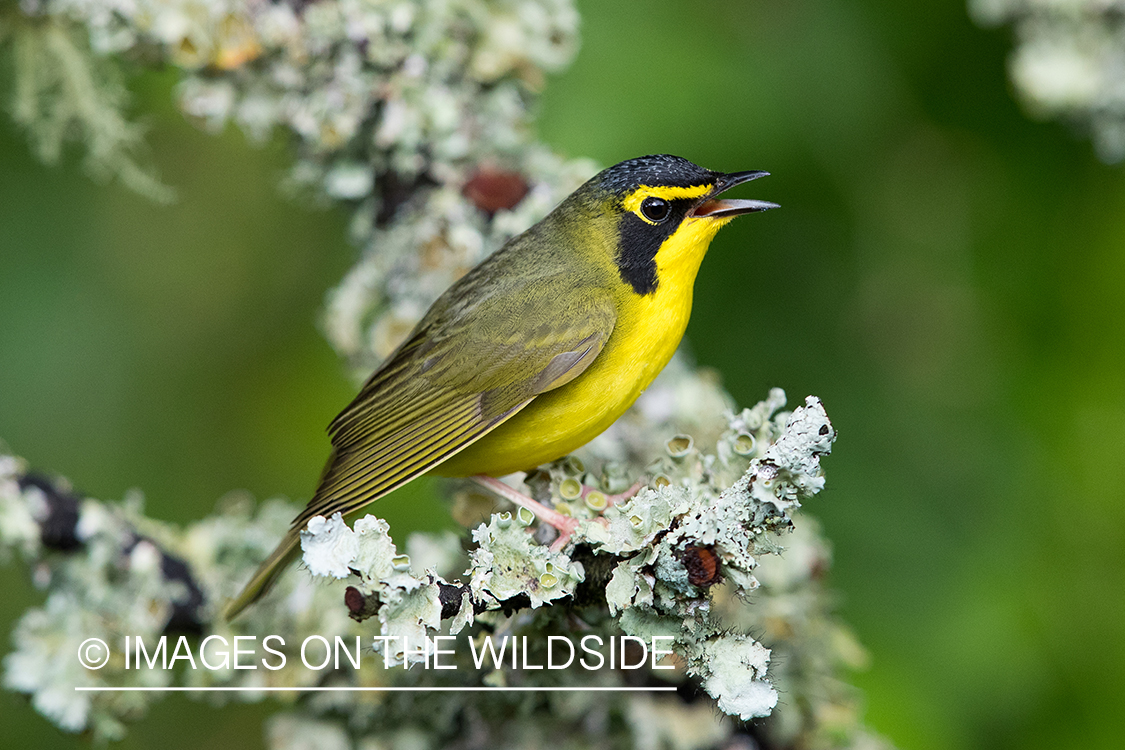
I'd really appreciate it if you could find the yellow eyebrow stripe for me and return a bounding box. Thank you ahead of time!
[622,183,712,221]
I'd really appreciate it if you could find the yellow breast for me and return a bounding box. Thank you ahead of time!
[434,214,729,478]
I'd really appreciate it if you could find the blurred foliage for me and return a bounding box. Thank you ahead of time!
[1,1,1123,749]
[0,12,173,201]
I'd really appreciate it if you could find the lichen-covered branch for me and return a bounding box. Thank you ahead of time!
[1,379,889,749]
[2,1,894,748]
[0,11,174,200]
[3,0,593,374]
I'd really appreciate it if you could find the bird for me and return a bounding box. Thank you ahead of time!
[223,154,776,620]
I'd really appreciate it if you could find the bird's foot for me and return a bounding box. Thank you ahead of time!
[470,475,647,553]
[471,475,579,543]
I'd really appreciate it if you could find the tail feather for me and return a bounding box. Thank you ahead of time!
[222,529,302,621]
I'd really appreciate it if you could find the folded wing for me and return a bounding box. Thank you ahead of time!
[292,270,617,530]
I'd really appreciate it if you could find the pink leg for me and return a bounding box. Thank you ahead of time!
[471,475,579,544]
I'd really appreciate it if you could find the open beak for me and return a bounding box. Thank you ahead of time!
[690,170,778,218]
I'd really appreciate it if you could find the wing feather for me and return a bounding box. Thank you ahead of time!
[292,266,617,532]
[322,395,480,492]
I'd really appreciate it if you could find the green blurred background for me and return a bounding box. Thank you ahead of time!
[2,0,1123,748]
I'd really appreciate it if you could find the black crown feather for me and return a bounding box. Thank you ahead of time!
[596,154,716,195]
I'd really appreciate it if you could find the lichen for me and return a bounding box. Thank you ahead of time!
[285,390,836,724]
[467,511,584,608]
[298,512,441,666]
[1,0,895,746]
[0,378,886,747]
[0,13,173,200]
[971,0,1125,162]
[4,0,592,371]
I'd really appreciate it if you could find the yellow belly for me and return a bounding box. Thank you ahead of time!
[433,212,724,478]
[434,285,693,477]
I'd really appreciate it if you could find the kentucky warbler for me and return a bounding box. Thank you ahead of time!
[224,154,776,620]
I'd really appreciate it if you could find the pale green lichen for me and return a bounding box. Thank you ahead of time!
[0,469,178,739]
[605,548,657,615]
[0,375,884,748]
[581,486,686,554]
[577,393,835,720]
[298,512,442,666]
[0,13,173,201]
[0,457,378,737]
[375,579,443,666]
[2,0,895,746]
[300,514,361,579]
[4,592,98,734]
[285,390,835,723]
[624,694,731,750]
[6,0,591,372]
[467,511,584,608]
[293,505,587,663]
[0,457,39,561]
[699,634,776,720]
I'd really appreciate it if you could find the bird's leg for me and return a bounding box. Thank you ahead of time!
[470,476,645,553]
[580,480,645,508]
[471,475,579,544]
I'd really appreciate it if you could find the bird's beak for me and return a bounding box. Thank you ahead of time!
[690,170,778,218]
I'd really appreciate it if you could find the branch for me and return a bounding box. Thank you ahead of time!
[295,393,835,721]
[1,377,890,748]
[2,1,896,747]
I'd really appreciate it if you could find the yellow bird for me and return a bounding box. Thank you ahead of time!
[224,154,775,619]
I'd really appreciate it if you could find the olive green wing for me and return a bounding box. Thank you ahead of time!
[293,272,617,529]
[222,268,616,621]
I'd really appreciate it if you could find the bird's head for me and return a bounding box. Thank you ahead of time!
[566,154,777,296]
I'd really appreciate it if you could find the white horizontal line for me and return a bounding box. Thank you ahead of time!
[75,686,676,693]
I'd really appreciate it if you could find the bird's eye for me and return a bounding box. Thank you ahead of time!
[640,196,670,223]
